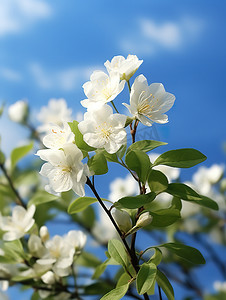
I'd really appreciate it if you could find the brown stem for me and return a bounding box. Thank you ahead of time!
[86,177,150,300]
[0,164,26,208]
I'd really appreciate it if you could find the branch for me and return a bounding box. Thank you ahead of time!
[0,163,26,208]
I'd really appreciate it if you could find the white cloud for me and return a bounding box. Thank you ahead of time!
[120,17,205,56]
[0,0,52,36]
[0,68,22,82]
[29,63,103,91]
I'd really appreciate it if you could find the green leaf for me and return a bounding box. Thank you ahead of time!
[166,183,218,210]
[148,248,162,266]
[11,142,33,170]
[148,208,181,227]
[80,206,95,229]
[136,262,157,295]
[100,283,129,300]
[156,269,174,300]
[148,169,168,193]
[160,242,205,264]
[197,195,219,210]
[117,144,127,159]
[116,272,131,287]
[153,148,206,168]
[127,140,167,153]
[28,190,58,207]
[99,150,119,163]
[68,121,96,152]
[0,150,5,165]
[68,197,110,214]
[166,183,201,200]
[116,192,156,209]
[92,262,107,279]
[85,282,113,296]
[88,152,108,175]
[125,116,134,127]
[125,150,150,184]
[77,251,101,268]
[68,197,97,213]
[108,239,129,269]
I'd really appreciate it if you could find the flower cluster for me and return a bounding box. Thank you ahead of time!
[36,54,175,196]
[0,205,87,299]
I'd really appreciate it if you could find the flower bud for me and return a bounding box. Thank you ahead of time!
[39,226,50,243]
[112,208,132,233]
[41,271,56,285]
[8,100,28,124]
[136,212,152,228]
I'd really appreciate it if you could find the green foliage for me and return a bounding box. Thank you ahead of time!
[0,150,5,165]
[115,192,156,209]
[100,283,130,300]
[166,183,218,210]
[88,152,108,175]
[10,142,33,170]
[153,148,206,168]
[156,269,175,300]
[68,120,96,152]
[77,251,102,268]
[148,169,169,193]
[125,149,150,183]
[148,208,181,227]
[108,239,129,270]
[127,140,167,153]
[160,242,206,264]
[68,197,97,213]
[28,190,59,207]
[136,262,157,294]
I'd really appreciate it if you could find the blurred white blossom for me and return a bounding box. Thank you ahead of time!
[0,205,35,241]
[37,98,72,134]
[108,174,139,202]
[214,280,226,293]
[8,100,28,123]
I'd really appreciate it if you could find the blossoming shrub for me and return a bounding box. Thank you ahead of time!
[0,55,225,300]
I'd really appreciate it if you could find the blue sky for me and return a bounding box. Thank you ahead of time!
[0,0,226,299]
[0,0,225,168]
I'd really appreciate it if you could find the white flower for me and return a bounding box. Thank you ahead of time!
[40,226,50,243]
[64,230,87,253]
[78,104,127,154]
[81,71,125,109]
[109,174,139,202]
[214,281,226,293]
[42,122,74,150]
[112,208,132,233]
[0,205,35,241]
[37,143,89,196]
[104,54,143,81]
[123,75,175,126]
[193,164,225,195]
[37,235,75,277]
[92,208,117,244]
[28,235,47,258]
[8,100,28,123]
[41,271,56,285]
[37,99,72,134]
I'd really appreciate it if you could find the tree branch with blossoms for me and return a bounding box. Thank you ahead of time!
[0,54,223,300]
